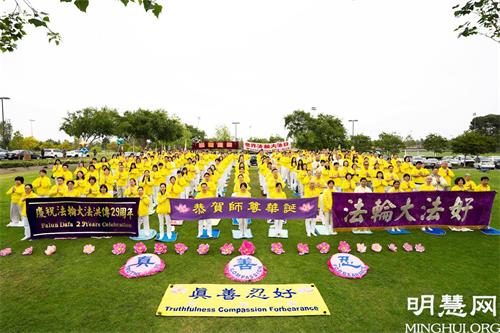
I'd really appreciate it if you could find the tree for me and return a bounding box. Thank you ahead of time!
[469,114,500,136]
[8,131,24,149]
[450,131,497,156]
[119,109,184,147]
[60,107,120,146]
[403,135,417,148]
[284,110,347,150]
[423,134,448,154]
[0,120,13,148]
[374,132,404,155]
[247,137,268,143]
[214,125,232,141]
[185,124,206,141]
[268,134,285,143]
[453,0,499,43]
[0,0,163,52]
[349,134,373,152]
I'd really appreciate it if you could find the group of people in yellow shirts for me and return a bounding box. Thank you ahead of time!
[6,151,236,241]
[5,149,494,240]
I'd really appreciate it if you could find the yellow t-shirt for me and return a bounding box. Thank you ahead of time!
[156,191,171,215]
[20,192,38,216]
[6,184,24,203]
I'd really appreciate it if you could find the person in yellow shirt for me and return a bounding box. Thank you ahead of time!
[151,164,163,205]
[384,165,399,186]
[401,174,417,192]
[19,184,38,240]
[232,182,252,238]
[388,180,402,192]
[128,163,141,182]
[270,183,287,237]
[59,163,73,182]
[6,176,24,226]
[464,173,477,191]
[156,183,172,240]
[340,173,357,193]
[65,180,80,197]
[52,159,63,179]
[74,171,86,197]
[372,171,388,193]
[140,170,154,213]
[358,160,372,182]
[96,185,113,198]
[474,176,491,192]
[233,173,251,193]
[73,161,88,178]
[451,177,467,191]
[303,181,322,237]
[418,176,436,191]
[411,162,429,185]
[49,177,68,197]
[115,163,129,198]
[137,186,152,236]
[32,169,52,197]
[87,164,99,183]
[195,183,214,238]
[438,162,455,190]
[321,180,337,235]
[124,178,139,197]
[84,176,99,198]
[166,176,182,198]
[100,167,115,196]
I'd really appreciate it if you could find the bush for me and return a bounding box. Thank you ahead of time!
[0,158,92,169]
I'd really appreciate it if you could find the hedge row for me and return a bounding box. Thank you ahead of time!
[0,158,92,169]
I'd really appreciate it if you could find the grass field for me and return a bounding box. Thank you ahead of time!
[0,167,499,333]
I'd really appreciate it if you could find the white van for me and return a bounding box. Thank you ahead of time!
[43,148,63,158]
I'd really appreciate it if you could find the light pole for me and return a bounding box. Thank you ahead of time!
[197,116,200,128]
[232,122,240,141]
[249,125,252,140]
[29,119,35,137]
[0,97,10,148]
[348,119,358,137]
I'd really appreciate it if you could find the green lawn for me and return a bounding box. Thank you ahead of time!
[0,167,499,333]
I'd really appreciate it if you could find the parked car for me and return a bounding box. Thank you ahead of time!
[424,158,439,169]
[124,151,138,157]
[7,150,41,160]
[455,155,475,167]
[411,156,425,165]
[492,156,500,169]
[441,156,460,168]
[474,157,495,171]
[43,148,64,158]
[0,148,8,160]
[66,150,90,158]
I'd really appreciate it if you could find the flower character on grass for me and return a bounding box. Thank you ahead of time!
[220,243,234,255]
[83,244,95,255]
[112,243,126,255]
[297,243,309,255]
[197,244,210,255]
[44,245,56,256]
[316,242,330,254]
[0,248,12,257]
[356,243,367,253]
[134,242,147,254]
[371,243,382,253]
[403,243,413,252]
[415,244,425,253]
[22,247,33,256]
[175,243,188,255]
[239,240,255,255]
[271,242,285,255]
[154,243,168,255]
[338,241,351,253]
[388,243,398,252]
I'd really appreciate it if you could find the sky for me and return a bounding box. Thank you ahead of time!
[0,0,498,142]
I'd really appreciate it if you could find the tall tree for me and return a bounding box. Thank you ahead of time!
[374,132,404,155]
[268,134,285,143]
[349,134,373,152]
[185,124,206,141]
[60,107,120,146]
[450,131,497,156]
[1,0,163,52]
[469,114,500,136]
[214,125,232,141]
[284,110,347,150]
[423,134,448,154]
[453,0,499,43]
[0,120,13,149]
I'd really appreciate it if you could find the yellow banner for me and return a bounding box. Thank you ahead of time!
[156,284,330,317]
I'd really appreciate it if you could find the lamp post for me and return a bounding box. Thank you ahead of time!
[29,119,35,137]
[232,121,240,141]
[348,119,358,137]
[0,97,10,148]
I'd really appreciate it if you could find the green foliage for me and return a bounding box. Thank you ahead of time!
[453,0,499,42]
[0,158,90,168]
[423,134,448,154]
[0,120,13,149]
[470,114,500,136]
[403,135,417,148]
[60,107,120,146]
[374,132,404,155]
[8,131,24,150]
[284,110,347,150]
[248,135,285,143]
[213,125,232,141]
[450,130,497,155]
[268,134,285,143]
[349,134,373,152]
[184,124,206,141]
[0,0,163,52]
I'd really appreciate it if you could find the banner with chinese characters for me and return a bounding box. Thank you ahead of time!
[156,284,330,317]
[26,197,139,239]
[192,141,239,150]
[243,141,291,152]
[331,191,496,230]
[169,197,317,220]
